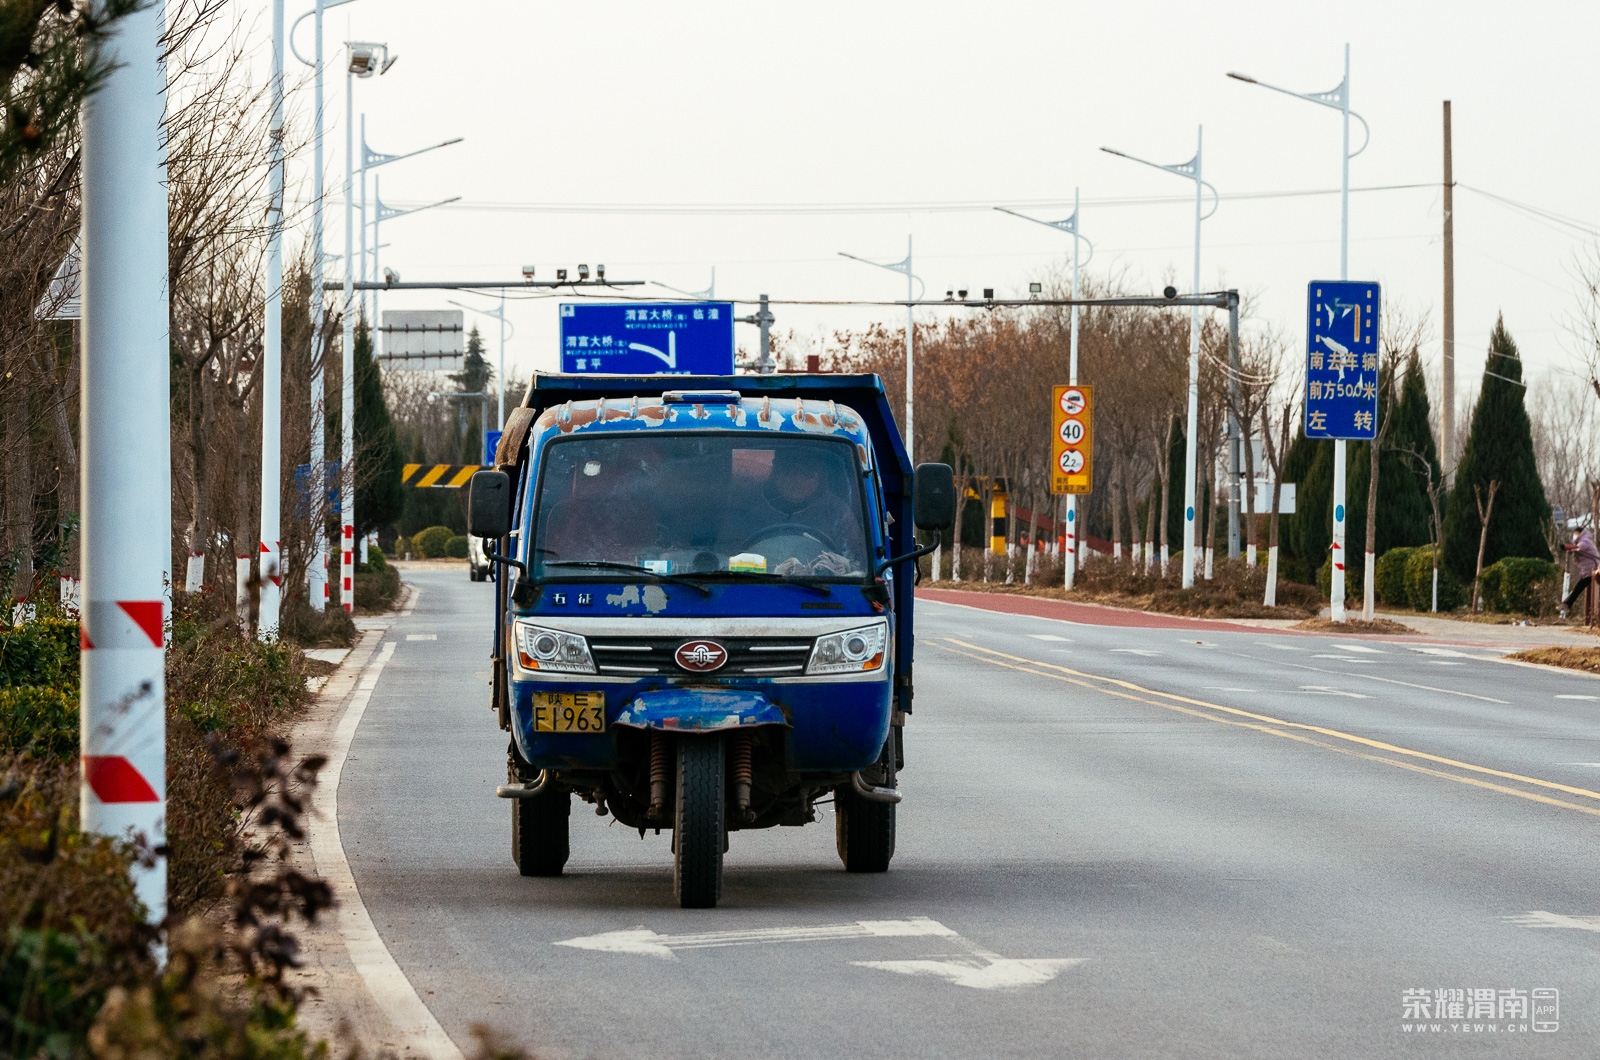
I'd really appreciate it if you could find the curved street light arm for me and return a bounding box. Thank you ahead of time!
[1199,180,1221,221]
[994,205,1095,265]
[1348,110,1372,158]
[290,0,359,68]
[365,135,465,172]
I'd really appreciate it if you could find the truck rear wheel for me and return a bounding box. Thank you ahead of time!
[835,785,895,873]
[512,786,570,877]
[674,735,725,908]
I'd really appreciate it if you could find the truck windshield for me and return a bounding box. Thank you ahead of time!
[532,434,871,582]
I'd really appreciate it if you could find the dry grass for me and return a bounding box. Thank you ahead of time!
[1508,646,1600,674]
[1293,616,1417,635]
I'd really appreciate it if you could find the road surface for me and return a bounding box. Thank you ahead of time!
[336,569,1600,1057]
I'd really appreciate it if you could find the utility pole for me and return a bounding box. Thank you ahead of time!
[259,0,285,639]
[341,48,356,613]
[1227,290,1241,562]
[308,0,328,611]
[742,295,775,373]
[1442,100,1456,483]
[80,0,171,921]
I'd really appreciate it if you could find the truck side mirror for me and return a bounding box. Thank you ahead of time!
[913,463,956,531]
[468,470,513,537]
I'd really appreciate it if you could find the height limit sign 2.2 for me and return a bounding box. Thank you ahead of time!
[1305,281,1381,440]
[1051,385,1093,495]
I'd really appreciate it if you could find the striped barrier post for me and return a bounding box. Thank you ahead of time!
[80,0,170,922]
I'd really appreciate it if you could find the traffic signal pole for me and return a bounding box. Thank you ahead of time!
[80,0,171,921]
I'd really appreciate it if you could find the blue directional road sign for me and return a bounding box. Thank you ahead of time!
[560,302,735,374]
[1304,281,1381,440]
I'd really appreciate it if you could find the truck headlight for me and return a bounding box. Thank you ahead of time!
[806,622,887,675]
[511,620,595,674]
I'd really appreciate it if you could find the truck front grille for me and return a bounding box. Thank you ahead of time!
[587,636,814,676]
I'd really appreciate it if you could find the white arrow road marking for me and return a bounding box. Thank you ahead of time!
[555,917,958,959]
[1330,643,1384,653]
[853,958,1085,990]
[1555,695,1599,701]
[1028,634,1073,642]
[555,917,1085,990]
[1110,648,1161,656]
[1507,911,1600,931]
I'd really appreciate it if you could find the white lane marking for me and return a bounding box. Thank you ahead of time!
[1330,643,1384,654]
[1428,661,1464,666]
[1297,686,1370,699]
[399,584,420,617]
[406,633,437,641]
[556,917,957,958]
[556,918,1085,991]
[311,640,464,1059]
[1028,634,1073,642]
[1262,643,1304,651]
[1228,651,1511,705]
[1206,687,1257,692]
[1562,763,1600,768]
[1507,911,1600,932]
[1110,648,1161,656]
[1556,694,1599,701]
[1314,654,1371,661]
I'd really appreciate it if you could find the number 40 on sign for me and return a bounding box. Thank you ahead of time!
[1051,385,1093,495]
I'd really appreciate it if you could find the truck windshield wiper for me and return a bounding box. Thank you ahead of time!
[541,560,712,596]
[697,570,833,595]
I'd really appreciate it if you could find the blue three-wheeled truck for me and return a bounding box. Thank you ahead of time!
[467,373,954,907]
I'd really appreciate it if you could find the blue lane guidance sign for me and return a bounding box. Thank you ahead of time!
[560,302,735,375]
[1305,281,1381,440]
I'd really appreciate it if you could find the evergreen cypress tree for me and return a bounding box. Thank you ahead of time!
[1345,360,1433,564]
[1441,316,1550,578]
[452,325,491,464]
[1386,350,1445,541]
[354,322,403,540]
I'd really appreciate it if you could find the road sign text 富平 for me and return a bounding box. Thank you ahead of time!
[1051,385,1093,495]
[1304,281,1381,440]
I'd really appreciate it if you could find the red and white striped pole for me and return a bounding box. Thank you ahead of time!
[80,0,170,922]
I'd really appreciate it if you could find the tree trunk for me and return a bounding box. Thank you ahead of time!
[4,356,34,602]
[1110,455,1124,562]
[1144,480,1158,575]
[1363,435,1381,621]
[1126,464,1143,570]
[1154,437,1172,576]
[184,354,215,592]
[1242,426,1258,567]
[1472,480,1501,612]
[41,330,78,581]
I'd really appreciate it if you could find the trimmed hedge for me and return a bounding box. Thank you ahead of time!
[1478,556,1562,616]
[413,524,454,558]
[445,535,469,559]
[1374,547,1417,607]
[1405,546,1467,612]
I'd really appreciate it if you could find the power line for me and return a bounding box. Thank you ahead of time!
[342,182,1435,217]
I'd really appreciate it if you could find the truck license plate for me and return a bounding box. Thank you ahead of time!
[532,691,606,733]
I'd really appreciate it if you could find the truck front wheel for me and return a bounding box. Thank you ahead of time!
[512,785,570,877]
[674,734,725,908]
[835,785,895,873]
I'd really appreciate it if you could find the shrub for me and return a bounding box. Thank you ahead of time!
[355,563,401,611]
[0,616,80,689]
[394,534,411,558]
[445,535,469,559]
[1478,556,1562,616]
[413,525,454,558]
[365,545,387,571]
[1374,547,1416,607]
[0,685,78,759]
[1405,546,1467,611]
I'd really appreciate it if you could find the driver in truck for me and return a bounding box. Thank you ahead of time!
[745,444,861,577]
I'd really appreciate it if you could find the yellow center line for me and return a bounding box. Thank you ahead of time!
[938,638,1600,817]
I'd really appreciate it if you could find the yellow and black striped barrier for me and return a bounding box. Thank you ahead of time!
[401,463,484,488]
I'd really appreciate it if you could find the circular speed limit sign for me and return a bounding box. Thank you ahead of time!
[1058,449,1085,474]
[1058,418,1086,445]
[1058,388,1087,416]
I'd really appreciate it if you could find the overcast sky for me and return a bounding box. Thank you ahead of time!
[267,0,1600,400]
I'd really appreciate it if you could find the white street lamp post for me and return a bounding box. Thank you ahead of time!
[1228,44,1370,621]
[370,178,460,329]
[360,130,463,327]
[1102,129,1217,590]
[80,0,171,921]
[340,41,394,613]
[258,0,286,639]
[997,190,1095,589]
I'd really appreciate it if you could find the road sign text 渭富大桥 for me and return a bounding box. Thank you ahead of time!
[559,302,734,375]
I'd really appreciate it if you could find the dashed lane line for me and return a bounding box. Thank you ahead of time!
[936,638,1600,820]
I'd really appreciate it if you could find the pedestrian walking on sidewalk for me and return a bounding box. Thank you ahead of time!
[1561,526,1600,618]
